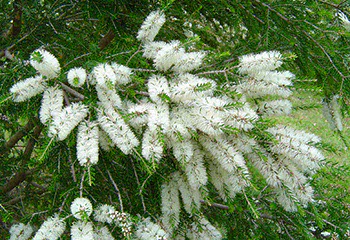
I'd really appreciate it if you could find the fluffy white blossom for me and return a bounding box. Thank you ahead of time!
[154,40,185,72]
[258,100,292,116]
[10,75,46,102]
[96,84,123,110]
[48,102,88,141]
[9,223,33,240]
[147,103,170,132]
[111,63,132,85]
[169,74,216,103]
[91,63,117,88]
[77,121,99,166]
[33,215,66,240]
[98,106,139,154]
[135,218,168,240]
[250,70,294,86]
[39,87,63,125]
[71,197,93,220]
[143,41,167,59]
[137,10,166,43]
[238,51,283,75]
[172,51,206,73]
[161,176,180,232]
[67,67,87,87]
[30,49,61,79]
[126,100,150,129]
[186,217,222,240]
[94,226,115,240]
[148,75,170,103]
[235,81,292,98]
[142,127,164,162]
[177,173,201,214]
[184,145,208,190]
[94,204,118,224]
[71,221,94,240]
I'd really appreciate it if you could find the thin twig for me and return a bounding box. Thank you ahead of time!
[80,170,86,198]
[68,150,77,182]
[60,83,85,100]
[63,52,92,68]
[106,169,124,212]
[126,44,142,65]
[131,158,147,213]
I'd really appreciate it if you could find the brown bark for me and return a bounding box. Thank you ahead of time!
[0,118,37,156]
[98,29,116,50]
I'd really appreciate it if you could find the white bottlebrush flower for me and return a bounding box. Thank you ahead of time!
[184,145,208,190]
[94,204,118,224]
[126,100,151,129]
[177,173,201,214]
[250,70,294,86]
[204,136,249,175]
[147,103,170,132]
[143,41,167,59]
[39,87,63,125]
[94,226,115,240]
[148,75,170,103]
[223,105,258,131]
[111,63,132,85]
[9,223,33,240]
[71,221,94,240]
[171,139,193,165]
[137,10,166,43]
[258,99,292,116]
[91,63,117,88]
[187,217,222,240]
[48,102,89,141]
[266,125,321,144]
[172,51,206,73]
[98,106,139,154]
[161,176,180,232]
[169,74,216,103]
[235,80,292,99]
[96,84,123,110]
[135,218,168,240]
[30,49,61,79]
[67,67,87,87]
[33,215,66,240]
[338,11,350,32]
[154,40,185,72]
[71,197,93,220]
[10,75,46,102]
[238,51,283,75]
[142,127,164,162]
[77,121,99,166]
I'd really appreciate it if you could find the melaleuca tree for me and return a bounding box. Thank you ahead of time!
[0,1,349,239]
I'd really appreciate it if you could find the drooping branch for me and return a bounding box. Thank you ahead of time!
[60,83,85,101]
[0,124,43,195]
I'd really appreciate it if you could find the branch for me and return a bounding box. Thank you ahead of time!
[60,83,85,101]
[99,29,116,50]
[0,118,37,156]
[106,169,124,212]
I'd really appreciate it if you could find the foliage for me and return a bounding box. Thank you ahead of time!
[1,1,349,239]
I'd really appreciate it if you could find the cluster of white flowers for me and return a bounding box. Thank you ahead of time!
[30,48,61,79]
[135,218,168,240]
[67,67,87,87]
[32,215,66,240]
[8,9,326,240]
[9,223,33,240]
[71,197,93,220]
[76,121,99,166]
